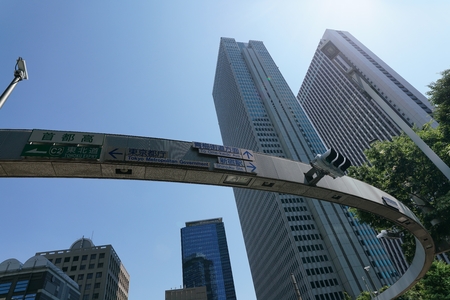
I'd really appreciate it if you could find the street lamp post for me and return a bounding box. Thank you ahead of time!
[0,57,28,109]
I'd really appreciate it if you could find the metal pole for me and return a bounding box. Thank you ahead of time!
[290,273,303,300]
[0,76,21,109]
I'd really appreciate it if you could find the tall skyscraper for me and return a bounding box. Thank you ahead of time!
[0,256,80,300]
[296,29,441,274]
[297,29,435,167]
[36,238,130,300]
[212,38,400,300]
[181,218,236,300]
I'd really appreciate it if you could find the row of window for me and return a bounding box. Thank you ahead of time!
[284,206,308,212]
[287,215,313,221]
[281,197,304,204]
[77,272,103,281]
[298,244,324,253]
[0,280,29,295]
[306,266,333,276]
[50,253,105,264]
[61,262,104,272]
[294,234,322,241]
[290,224,315,231]
[301,254,329,264]
[311,278,339,289]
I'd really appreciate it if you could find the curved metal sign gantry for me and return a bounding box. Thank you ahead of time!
[0,129,435,299]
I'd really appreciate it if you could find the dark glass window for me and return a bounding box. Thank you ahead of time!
[90,254,97,260]
[14,280,28,293]
[89,264,95,269]
[80,265,86,270]
[71,266,77,271]
[87,273,93,279]
[78,274,84,280]
[82,255,88,261]
[55,258,62,264]
[73,256,79,262]
[96,272,102,278]
[99,253,105,259]
[0,282,12,294]
[62,267,68,272]
[64,257,70,262]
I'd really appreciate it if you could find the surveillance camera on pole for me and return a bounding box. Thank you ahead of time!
[376,229,403,240]
[0,57,28,109]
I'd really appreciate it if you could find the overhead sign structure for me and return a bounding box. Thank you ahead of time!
[29,130,105,146]
[21,144,102,160]
[105,146,210,169]
[193,142,257,174]
[193,142,254,161]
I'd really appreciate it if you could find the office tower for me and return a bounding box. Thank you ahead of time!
[36,238,130,300]
[181,218,236,300]
[297,29,435,167]
[296,29,441,273]
[0,255,80,299]
[165,286,208,300]
[212,38,400,300]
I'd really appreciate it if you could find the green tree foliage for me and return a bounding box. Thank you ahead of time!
[355,262,450,299]
[349,69,450,297]
[347,124,450,261]
[427,69,450,141]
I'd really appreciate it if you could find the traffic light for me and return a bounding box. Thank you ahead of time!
[310,148,352,178]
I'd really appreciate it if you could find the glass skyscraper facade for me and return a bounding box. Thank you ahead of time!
[212,38,399,300]
[181,218,236,300]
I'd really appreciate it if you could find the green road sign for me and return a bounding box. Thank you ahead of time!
[21,144,102,160]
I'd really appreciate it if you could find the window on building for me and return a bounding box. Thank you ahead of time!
[55,258,62,264]
[0,282,12,294]
[90,254,97,260]
[73,256,79,262]
[96,272,102,278]
[99,253,105,259]
[71,266,77,271]
[80,265,86,270]
[87,273,93,279]
[62,267,68,272]
[78,274,84,280]
[94,283,100,289]
[85,284,91,290]
[64,257,70,262]
[14,280,29,292]
[89,264,95,269]
[97,263,103,268]
[82,255,88,261]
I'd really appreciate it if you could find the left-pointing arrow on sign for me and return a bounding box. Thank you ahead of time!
[108,148,123,159]
[25,148,47,154]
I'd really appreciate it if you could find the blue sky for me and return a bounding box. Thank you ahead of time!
[1,1,449,299]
